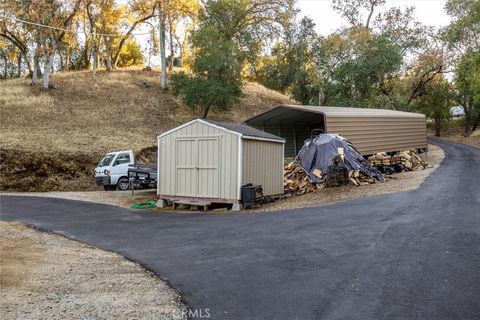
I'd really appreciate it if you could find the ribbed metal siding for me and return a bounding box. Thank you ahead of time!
[158,121,238,200]
[242,139,284,196]
[326,116,427,155]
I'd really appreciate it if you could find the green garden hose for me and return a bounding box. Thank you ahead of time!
[131,200,157,209]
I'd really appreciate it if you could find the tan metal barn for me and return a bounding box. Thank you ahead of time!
[156,119,285,210]
[245,105,427,156]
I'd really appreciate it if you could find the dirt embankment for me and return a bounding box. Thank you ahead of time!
[0,146,158,192]
[0,149,96,192]
[0,221,185,320]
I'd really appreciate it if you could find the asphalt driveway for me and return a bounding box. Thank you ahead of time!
[1,138,479,320]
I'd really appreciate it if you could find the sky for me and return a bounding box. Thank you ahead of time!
[296,0,451,35]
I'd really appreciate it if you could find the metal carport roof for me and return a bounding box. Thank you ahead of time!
[245,105,425,126]
[245,105,427,156]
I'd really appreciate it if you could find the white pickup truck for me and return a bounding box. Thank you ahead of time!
[94,150,157,191]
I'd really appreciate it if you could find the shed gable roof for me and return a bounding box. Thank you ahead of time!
[203,119,284,142]
[157,119,285,143]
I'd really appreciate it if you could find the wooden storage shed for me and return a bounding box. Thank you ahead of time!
[245,105,427,156]
[157,119,285,210]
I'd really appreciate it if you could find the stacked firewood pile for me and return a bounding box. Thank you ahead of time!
[399,150,429,170]
[284,161,324,194]
[284,149,429,195]
[347,171,379,186]
[284,160,378,194]
[368,150,429,171]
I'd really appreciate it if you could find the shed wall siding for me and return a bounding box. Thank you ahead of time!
[158,121,238,200]
[242,140,284,196]
[326,116,427,155]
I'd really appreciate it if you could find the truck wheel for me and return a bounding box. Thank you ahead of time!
[117,177,130,191]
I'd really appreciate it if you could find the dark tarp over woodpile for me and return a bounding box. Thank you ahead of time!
[295,134,384,184]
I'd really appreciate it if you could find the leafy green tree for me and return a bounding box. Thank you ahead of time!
[172,0,296,117]
[444,0,480,53]
[412,75,454,136]
[257,2,436,110]
[444,0,480,133]
[200,0,296,79]
[256,17,321,104]
[327,34,402,107]
[454,50,480,133]
[171,26,242,118]
[172,72,239,118]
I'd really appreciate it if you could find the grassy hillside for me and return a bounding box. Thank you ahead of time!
[0,69,293,191]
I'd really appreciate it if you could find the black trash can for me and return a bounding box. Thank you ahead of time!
[241,184,263,209]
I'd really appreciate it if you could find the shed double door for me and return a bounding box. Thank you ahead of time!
[175,137,220,198]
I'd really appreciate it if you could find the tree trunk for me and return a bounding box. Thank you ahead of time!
[24,52,32,76]
[31,42,40,85]
[365,2,375,30]
[463,102,471,135]
[17,54,22,77]
[92,35,97,77]
[93,49,97,77]
[434,115,441,137]
[59,51,64,70]
[168,15,174,71]
[41,54,48,88]
[65,47,70,70]
[159,7,167,90]
[51,53,55,74]
[104,36,112,71]
[32,56,38,84]
[42,52,55,89]
[3,55,7,79]
[174,34,183,67]
[472,119,478,132]
[202,105,211,119]
[42,32,56,90]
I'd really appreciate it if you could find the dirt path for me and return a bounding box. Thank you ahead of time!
[0,222,185,320]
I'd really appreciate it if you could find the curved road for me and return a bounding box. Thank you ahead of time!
[1,138,479,320]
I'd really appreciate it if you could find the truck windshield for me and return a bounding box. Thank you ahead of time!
[98,154,115,167]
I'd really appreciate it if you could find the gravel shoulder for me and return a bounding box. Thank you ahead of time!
[0,221,185,320]
[1,144,444,213]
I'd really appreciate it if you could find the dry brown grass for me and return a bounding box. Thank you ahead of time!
[0,68,292,191]
[0,69,293,157]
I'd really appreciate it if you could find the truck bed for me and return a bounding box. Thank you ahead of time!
[128,163,156,173]
[128,164,157,187]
